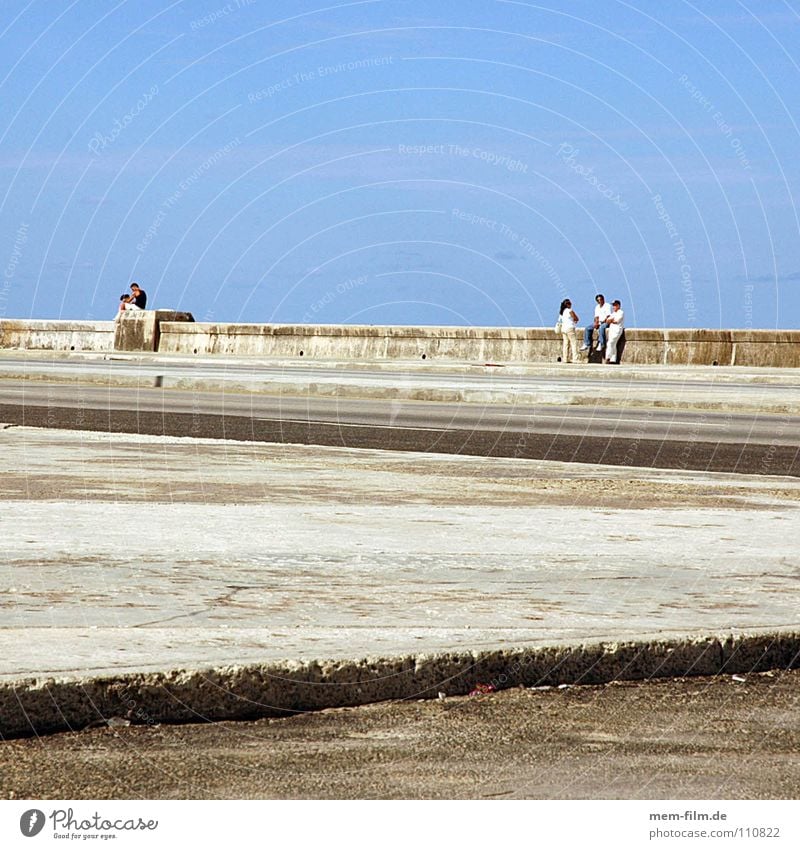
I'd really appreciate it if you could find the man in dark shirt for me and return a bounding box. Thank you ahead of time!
[117,283,147,318]
[115,282,148,319]
[127,282,147,309]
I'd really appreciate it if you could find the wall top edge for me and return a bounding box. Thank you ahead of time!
[156,322,800,340]
[0,319,115,330]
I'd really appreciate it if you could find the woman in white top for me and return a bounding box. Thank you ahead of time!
[559,298,580,363]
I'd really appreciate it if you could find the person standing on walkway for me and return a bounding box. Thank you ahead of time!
[604,299,625,364]
[559,298,580,363]
[580,293,611,353]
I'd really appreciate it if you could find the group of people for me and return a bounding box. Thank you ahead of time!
[557,294,625,364]
[115,282,147,318]
[113,284,625,367]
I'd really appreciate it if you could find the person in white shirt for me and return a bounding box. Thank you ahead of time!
[604,299,625,363]
[558,298,580,363]
[115,282,147,320]
[580,293,612,353]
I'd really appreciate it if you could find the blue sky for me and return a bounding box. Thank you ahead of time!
[1,0,799,329]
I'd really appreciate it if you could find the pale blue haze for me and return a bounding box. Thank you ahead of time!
[1,0,798,329]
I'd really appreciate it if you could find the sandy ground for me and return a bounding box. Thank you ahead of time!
[2,669,798,800]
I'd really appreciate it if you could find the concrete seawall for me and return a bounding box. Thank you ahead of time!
[0,319,115,352]
[0,312,193,354]
[2,316,799,367]
[158,323,800,367]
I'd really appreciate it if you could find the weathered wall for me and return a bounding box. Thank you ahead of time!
[157,322,800,367]
[0,312,193,353]
[113,310,194,352]
[2,318,799,366]
[0,320,115,352]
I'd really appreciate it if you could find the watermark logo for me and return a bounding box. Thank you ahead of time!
[396,143,528,173]
[677,73,751,170]
[19,810,45,837]
[451,208,565,298]
[652,193,696,323]
[190,0,255,31]
[137,137,242,253]
[248,56,394,102]
[300,274,369,322]
[2,221,28,319]
[88,85,159,154]
[556,143,629,210]
[743,283,754,328]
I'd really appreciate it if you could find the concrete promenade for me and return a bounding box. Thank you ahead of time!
[3,349,800,414]
[2,422,799,737]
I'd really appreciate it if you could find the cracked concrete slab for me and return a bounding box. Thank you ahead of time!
[1,426,799,736]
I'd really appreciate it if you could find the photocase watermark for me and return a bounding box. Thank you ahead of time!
[1,221,28,319]
[450,143,528,173]
[398,143,528,173]
[248,56,394,102]
[511,407,538,460]
[620,409,655,467]
[674,411,732,471]
[88,85,159,154]
[676,417,703,470]
[463,650,561,699]
[115,683,160,727]
[20,807,159,836]
[760,413,790,475]
[301,274,369,322]
[556,143,629,210]
[190,309,217,433]
[190,0,255,30]
[19,810,45,837]
[743,283,754,328]
[452,208,565,298]
[652,193,696,323]
[677,74,751,170]
[137,137,242,253]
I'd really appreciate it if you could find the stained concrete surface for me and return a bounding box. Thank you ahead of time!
[1,425,799,737]
[3,425,800,679]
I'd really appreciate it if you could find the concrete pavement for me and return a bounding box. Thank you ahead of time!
[1,424,799,737]
[2,350,800,412]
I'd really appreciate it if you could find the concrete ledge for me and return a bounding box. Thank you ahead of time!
[158,323,800,368]
[0,320,115,352]
[3,633,798,738]
[113,309,194,352]
[0,313,194,354]
[3,319,799,366]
